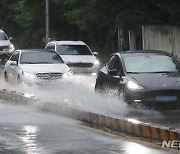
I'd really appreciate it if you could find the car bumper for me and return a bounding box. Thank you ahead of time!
[125,89,180,109]
[0,50,13,58]
[69,65,100,74]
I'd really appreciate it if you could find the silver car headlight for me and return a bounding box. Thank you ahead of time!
[9,44,15,52]
[63,70,74,78]
[93,59,100,65]
[127,81,144,90]
[23,71,36,79]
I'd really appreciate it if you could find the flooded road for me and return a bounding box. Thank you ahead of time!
[0,63,179,131]
[0,102,174,154]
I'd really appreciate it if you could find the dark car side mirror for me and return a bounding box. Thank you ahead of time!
[109,69,118,76]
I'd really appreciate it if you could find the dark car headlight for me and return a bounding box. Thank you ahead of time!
[127,81,144,90]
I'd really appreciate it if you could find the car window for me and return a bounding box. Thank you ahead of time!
[10,52,19,62]
[122,53,180,73]
[107,55,122,71]
[46,43,55,50]
[56,45,92,55]
[0,32,8,40]
[20,51,64,64]
[107,55,116,70]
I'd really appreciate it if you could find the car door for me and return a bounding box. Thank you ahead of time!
[7,51,20,82]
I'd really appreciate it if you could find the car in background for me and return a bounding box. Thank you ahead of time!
[4,49,71,86]
[0,29,15,62]
[95,50,180,109]
[45,41,100,76]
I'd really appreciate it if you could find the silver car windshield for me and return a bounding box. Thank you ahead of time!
[0,32,8,40]
[56,45,92,55]
[122,53,180,73]
[20,51,64,64]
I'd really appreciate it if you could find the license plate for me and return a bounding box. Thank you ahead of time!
[155,96,177,102]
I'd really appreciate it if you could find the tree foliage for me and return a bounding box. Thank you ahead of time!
[0,0,180,52]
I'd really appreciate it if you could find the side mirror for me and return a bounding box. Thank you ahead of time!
[9,37,13,40]
[10,61,17,66]
[93,52,98,56]
[109,69,118,76]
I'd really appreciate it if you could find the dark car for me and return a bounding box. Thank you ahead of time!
[95,50,180,109]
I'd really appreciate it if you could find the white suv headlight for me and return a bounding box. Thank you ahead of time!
[127,81,144,90]
[63,70,73,77]
[94,59,100,65]
[9,44,15,52]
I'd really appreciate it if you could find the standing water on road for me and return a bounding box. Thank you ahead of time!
[0,73,179,130]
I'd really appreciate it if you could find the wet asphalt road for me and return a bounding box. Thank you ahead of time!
[0,102,174,154]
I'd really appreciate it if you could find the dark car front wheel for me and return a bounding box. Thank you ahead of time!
[4,72,8,82]
[95,80,105,93]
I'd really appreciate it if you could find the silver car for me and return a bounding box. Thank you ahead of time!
[0,29,15,62]
[4,49,71,86]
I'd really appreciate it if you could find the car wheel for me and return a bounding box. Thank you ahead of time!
[95,79,105,93]
[118,89,132,104]
[17,75,22,84]
[4,72,8,82]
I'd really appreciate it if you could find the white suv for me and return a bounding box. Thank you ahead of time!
[45,41,100,75]
[0,29,15,62]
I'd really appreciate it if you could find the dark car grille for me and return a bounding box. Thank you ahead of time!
[0,45,8,51]
[67,63,93,68]
[36,73,62,80]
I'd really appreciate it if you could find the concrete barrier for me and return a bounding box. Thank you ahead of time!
[39,102,180,142]
[0,89,179,142]
[0,89,35,104]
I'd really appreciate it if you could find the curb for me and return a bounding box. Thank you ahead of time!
[0,89,35,104]
[40,102,180,142]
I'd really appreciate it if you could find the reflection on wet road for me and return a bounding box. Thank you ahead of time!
[0,102,173,154]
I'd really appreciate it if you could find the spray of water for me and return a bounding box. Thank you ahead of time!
[0,74,161,119]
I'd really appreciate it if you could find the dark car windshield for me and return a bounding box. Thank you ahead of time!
[20,51,64,64]
[122,53,180,73]
[0,32,8,40]
[56,45,92,55]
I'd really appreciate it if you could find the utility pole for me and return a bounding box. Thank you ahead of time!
[45,0,49,45]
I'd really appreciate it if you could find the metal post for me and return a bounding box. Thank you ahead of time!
[45,0,49,45]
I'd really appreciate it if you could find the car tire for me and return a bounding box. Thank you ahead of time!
[17,75,22,84]
[4,72,8,82]
[118,89,132,105]
[95,79,105,93]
